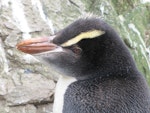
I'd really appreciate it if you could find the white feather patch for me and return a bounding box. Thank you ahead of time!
[53,75,77,113]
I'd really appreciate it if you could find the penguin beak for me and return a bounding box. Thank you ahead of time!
[16,36,59,54]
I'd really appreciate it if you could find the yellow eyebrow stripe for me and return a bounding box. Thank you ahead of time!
[61,30,105,47]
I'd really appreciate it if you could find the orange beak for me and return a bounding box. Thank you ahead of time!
[16,36,58,54]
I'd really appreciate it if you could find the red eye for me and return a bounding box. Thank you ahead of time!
[72,46,82,55]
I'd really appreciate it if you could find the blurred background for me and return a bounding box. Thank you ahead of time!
[0,0,150,112]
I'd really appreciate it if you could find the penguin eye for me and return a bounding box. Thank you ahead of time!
[71,45,82,55]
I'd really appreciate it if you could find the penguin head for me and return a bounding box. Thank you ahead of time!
[17,17,134,79]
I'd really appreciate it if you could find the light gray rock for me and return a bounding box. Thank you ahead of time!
[0,100,9,113]
[5,73,55,106]
[0,79,8,96]
[9,104,37,113]
[36,103,53,113]
[0,78,15,99]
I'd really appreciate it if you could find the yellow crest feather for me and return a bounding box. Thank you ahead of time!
[61,30,105,47]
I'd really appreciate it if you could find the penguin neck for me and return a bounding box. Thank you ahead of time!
[75,52,138,80]
[75,65,137,81]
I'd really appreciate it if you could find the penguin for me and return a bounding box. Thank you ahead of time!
[17,16,150,113]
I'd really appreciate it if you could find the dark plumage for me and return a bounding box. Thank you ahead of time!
[17,16,150,113]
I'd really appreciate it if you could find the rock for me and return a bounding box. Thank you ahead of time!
[0,38,9,75]
[0,78,15,99]
[36,103,53,113]
[9,104,36,113]
[5,73,55,106]
[0,79,8,96]
[0,101,9,113]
